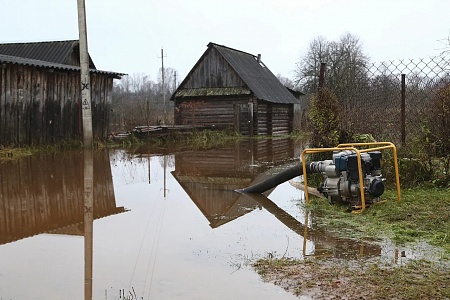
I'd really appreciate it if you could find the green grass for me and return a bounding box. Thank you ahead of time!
[0,147,33,162]
[305,188,450,253]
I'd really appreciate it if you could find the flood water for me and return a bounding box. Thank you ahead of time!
[0,139,399,300]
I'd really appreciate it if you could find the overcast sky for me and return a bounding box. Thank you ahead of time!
[2,0,449,81]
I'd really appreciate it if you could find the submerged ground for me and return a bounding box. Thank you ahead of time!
[254,256,450,299]
[254,187,450,299]
[1,137,449,299]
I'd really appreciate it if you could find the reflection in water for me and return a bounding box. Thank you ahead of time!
[170,139,381,259]
[0,150,125,299]
[171,139,297,228]
[0,139,393,300]
[0,150,125,245]
[84,150,94,300]
[240,193,380,258]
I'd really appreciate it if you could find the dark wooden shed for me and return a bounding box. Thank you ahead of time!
[0,40,123,146]
[171,43,302,136]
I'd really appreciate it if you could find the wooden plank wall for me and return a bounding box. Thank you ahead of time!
[175,98,294,136]
[175,97,251,129]
[256,102,269,135]
[255,102,293,135]
[270,104,293,135]
[183,47,246,88]
[0,64,113,146]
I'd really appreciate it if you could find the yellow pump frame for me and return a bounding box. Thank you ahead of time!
[301,142,401,212]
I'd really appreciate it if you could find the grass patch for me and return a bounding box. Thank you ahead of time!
[254,257,450,299]
[305,188,450,252]
[0,147,33,163]
[0,139,85,163]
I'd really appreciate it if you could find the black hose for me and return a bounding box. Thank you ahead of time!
[236,163,310,193]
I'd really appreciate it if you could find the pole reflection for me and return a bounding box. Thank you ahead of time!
[84,149,94,300]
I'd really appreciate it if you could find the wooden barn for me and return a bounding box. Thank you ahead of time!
[0,40,123,146]
[171,43,303,136]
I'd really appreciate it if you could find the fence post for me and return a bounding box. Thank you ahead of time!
[401,74,406,146]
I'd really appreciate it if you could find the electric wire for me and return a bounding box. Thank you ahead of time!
[128,195,159,289]
[144,188,168,299]
[128,155,163,295]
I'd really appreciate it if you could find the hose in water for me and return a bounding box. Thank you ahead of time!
[236,163,311,194]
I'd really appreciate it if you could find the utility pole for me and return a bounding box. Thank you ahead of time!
[77,2,94,300]
[159,48,167,124]
[77,0,93,148]
[174,71,177,91]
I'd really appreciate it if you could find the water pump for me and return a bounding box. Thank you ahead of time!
[237,142,400,211]
[309,150,385,206]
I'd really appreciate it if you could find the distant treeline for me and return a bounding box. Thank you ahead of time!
[110,69,177,132]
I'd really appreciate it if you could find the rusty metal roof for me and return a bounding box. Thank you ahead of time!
[0,54,124,78]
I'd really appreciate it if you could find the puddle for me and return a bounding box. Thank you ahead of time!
[0,139,443,299]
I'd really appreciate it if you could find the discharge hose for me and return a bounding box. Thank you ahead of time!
[236,163,312,193]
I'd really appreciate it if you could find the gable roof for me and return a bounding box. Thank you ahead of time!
[173,43,301,104]
[0,40,96,68]
[0,40,124,78]
[212,43,300,104]
[0,54,124,78]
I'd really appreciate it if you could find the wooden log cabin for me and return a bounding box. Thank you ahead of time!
[171,43,303,136]
[0,40,123,146]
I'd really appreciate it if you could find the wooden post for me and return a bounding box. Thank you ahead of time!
[77,0,93,148]
[160,48,167,125]
[78,1,94,299]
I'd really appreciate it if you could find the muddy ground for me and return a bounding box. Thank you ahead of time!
[254,257,450,300]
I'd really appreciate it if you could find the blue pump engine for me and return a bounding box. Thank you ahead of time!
[309,150,385,206]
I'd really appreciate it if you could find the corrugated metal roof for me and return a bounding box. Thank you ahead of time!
[175,87,251,98]
[0,54,124,78]
[0,40,95,67]
[210,43,301,104]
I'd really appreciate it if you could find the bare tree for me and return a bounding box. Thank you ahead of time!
[110,69,179,132]
[438,30,450,57]
[294,36,329,93]
[276,74,296,89]
[294,33,370,94]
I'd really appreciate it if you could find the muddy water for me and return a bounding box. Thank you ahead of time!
[0,139,383,300]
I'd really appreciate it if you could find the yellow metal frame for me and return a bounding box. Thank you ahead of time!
[301,142,401,212]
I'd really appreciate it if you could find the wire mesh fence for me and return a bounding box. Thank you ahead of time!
[318,56,450,149]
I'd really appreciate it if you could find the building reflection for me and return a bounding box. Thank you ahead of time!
[0,150,126,300]
[172,138,296,227]
[171,138,381,258]
[0,150,126,245]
